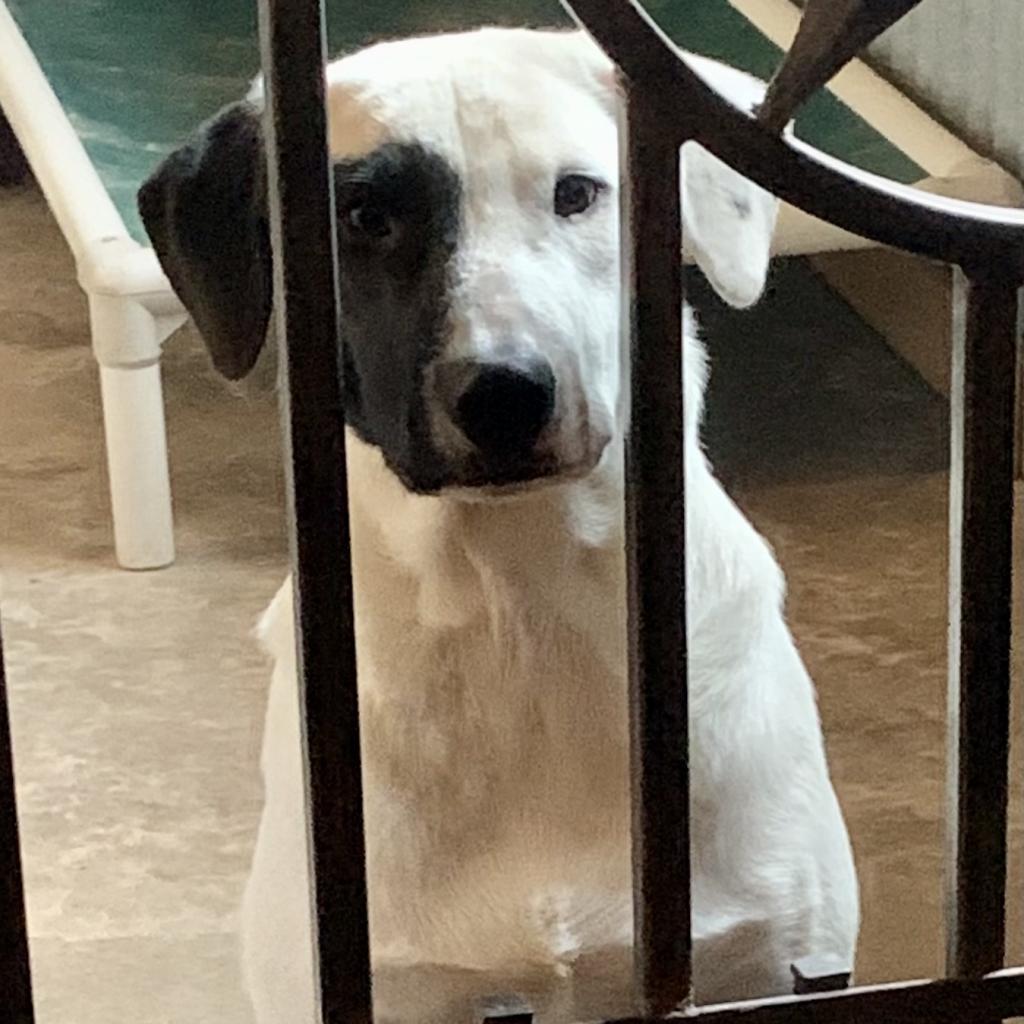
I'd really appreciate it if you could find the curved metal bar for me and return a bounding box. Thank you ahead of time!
[560,0,1024,279]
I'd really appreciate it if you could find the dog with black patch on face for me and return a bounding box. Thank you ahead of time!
[138,27,858,1024]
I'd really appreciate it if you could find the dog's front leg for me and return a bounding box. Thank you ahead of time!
[241,615,319,1024]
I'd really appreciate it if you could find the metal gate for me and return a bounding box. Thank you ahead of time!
[3,0,1024,1021]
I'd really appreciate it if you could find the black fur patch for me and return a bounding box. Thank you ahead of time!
[333,143,461,492]
[138,102,271,381]
[140,114,465,492]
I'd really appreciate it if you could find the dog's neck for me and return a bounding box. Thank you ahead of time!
[345,428,626,635]
[343,419,784,705]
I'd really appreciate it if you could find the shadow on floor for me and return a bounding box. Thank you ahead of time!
[693,258,949,490]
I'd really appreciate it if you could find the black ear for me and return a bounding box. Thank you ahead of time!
[138,101,271,380]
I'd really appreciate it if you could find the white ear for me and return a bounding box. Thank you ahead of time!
[679,53,780,309]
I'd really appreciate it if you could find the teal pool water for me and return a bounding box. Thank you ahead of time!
[9,0,923,242]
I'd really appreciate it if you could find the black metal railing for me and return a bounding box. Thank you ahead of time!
[559,3,1024,1022]
[2,1,1023,1022]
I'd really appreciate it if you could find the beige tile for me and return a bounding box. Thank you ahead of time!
[29,934,252,1024]
[1,184,283,1022]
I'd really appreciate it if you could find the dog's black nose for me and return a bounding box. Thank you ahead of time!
[438,357,556,459]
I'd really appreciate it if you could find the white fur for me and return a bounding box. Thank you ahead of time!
[240,28,858,1024]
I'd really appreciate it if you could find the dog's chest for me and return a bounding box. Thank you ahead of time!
[362,603,629,843]
[354,554,633,971]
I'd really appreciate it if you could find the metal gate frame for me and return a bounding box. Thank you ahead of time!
[3,0,1024,1022]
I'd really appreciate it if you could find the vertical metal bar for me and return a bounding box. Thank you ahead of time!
[621,86,692,1016]
[256,3,372,1023]
[945,269,1018,995]
[0,617,34,1023]
[1013,288,1023,481]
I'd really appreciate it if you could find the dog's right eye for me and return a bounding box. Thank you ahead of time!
[345,203,395,241]
[554,174,603,218]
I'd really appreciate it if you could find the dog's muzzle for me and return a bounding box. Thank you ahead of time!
[436,356,556,462]
[426,352,612,494]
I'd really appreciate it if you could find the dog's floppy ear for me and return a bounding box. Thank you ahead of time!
[138,101,271,380]
[679,54,780,309]
[562,35,779,309]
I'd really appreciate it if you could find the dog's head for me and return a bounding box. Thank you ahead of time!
[139,29,777,497]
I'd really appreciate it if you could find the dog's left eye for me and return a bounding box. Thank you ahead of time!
[345,202,395,240]
[554,174,603,218]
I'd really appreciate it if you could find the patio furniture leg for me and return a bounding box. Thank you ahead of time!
[88,292,175,570]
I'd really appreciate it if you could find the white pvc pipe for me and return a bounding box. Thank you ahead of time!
[88,290,175,570]
[0,2,182,569]
[98,362,175,570]
[0,0,128,261]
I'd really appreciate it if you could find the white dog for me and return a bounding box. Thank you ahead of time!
[139,27,858,1024]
